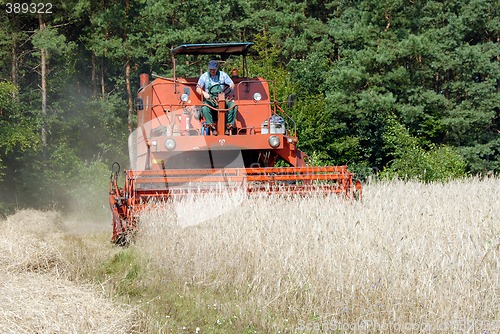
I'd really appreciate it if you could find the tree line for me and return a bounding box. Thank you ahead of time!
[0,0,498,213]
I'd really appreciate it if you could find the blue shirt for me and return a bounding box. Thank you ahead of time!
[197,70,233,93]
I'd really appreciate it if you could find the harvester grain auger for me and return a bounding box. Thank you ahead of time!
[109,42,362,244]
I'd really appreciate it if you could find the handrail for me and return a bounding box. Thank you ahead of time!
[274,103,297,137]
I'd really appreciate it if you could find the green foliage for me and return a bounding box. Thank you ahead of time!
[459,138,500,174]
[0,82,39,180]
[3,139,117,214]
[307,150,335,167]
[247,33,297,101]
[0,0,498,212]
[31,25,74,55]
[31,143,118,215]
[66,160,111,219]
[49,94,129,163]
[289,52,331,96]
[321,0,498,173]
[381,118,466,182]
[31,143,84,208]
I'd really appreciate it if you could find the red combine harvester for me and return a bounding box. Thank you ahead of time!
[109,42,361,244]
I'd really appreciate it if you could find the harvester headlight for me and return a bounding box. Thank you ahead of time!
[268,135,280,148]
[164,138,176,151]
[253,92,262,101]
[180,93,189,102]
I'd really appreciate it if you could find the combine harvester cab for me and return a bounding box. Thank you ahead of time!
[109,42,361,244]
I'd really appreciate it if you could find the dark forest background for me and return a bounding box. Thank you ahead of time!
[0,0,498,215]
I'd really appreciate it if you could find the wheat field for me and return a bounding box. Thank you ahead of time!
[138,177,500,332]
[1,177,499,333]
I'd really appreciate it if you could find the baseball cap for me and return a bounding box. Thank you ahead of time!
[208,60,218,69]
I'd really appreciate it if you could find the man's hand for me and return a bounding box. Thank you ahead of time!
[197,86,210,100]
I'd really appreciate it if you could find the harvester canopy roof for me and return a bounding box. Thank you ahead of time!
[171,42,254,56]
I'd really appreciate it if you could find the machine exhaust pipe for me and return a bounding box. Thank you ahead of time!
[139,73,149,88]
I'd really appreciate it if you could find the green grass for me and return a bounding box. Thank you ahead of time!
[90,247,263,333]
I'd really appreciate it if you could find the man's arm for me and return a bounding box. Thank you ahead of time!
[196,74,210,99]
[196,85,210,99]
[223,73,235,90]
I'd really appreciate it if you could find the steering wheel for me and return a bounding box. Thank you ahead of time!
[208,83,231,96]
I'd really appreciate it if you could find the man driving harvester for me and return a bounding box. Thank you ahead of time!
[196,60,237,136]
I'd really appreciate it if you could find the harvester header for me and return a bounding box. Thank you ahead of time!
[109,42,361,244]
